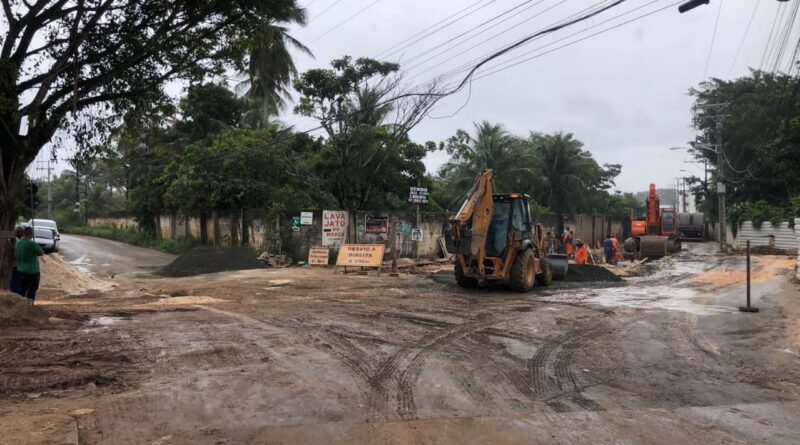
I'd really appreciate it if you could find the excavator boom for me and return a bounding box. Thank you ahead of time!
[450,170,494,275]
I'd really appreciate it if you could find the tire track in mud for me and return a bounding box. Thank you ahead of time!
[393,315,503,420]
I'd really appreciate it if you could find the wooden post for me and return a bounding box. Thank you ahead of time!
[390,215,398,273]
[739,240,759,313]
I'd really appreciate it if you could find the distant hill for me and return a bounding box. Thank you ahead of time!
[634,188,677,207]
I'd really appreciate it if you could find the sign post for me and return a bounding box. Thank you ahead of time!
[408,184,428,259]
[308,247,330,267]
[322,210,348,247]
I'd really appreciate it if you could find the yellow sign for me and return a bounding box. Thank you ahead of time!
[308,247,330,266]
[336,244,385,267]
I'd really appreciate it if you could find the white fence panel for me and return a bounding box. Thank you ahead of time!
[735,221,798,253]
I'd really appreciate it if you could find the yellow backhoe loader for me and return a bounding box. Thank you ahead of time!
[450,169,568,292]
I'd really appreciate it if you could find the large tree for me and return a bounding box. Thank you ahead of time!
[293,56,441,209]
[0,0,306,230]
[689,71,800,219]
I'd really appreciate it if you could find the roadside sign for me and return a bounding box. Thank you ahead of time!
[408,187,429,204]
[365,216,389,239]
[291,216,301,232]
[308,247,330,266]
[411,228,423,242]
[300,212,313,225]
[336,244,385,268]
[322,210,348,247]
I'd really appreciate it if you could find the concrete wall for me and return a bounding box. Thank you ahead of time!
[89,210,630,261]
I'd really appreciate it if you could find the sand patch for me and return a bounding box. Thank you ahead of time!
[691,256,795,289]
[145,296,224,306]
[39,254,115,296]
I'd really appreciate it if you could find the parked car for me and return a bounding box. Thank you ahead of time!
[28,218,59,241]
[33,228,58,253]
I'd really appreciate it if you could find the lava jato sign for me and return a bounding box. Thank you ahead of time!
[322,210,348,247]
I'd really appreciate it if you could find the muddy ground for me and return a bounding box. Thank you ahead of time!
[1,242,799,444]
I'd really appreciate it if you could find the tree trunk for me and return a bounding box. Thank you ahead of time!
[0,175,23,288]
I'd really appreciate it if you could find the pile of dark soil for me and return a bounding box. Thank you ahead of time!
[158,247,265,277]
[566,264,624,283]
[0,292,81,326]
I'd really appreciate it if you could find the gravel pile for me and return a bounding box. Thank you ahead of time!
[565,264,623,282]
[158,247,265,277]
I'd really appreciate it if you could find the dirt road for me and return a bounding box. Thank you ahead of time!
[58,234,175,277]
[1,243,799,444]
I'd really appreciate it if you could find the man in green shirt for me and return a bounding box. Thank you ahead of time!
[15,226,43,304]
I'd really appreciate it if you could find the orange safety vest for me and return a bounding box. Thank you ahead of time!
[575,245,588,264]
[563,234,573,255]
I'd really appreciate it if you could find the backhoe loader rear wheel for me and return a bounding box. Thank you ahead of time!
[455,260,478,288]
[509,249,536,292]
[536,257,553,286]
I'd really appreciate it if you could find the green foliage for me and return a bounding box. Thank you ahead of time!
[689,71,800,216]
[64,226,198,255]
[434,123,623,215]
[727,200,787,231]
[293,56,440,210]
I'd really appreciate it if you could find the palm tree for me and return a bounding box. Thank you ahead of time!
[529,132,602,214]
[439,122,534,205]
[240,4,313,117]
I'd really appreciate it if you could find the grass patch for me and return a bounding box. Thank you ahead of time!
[63,226,199,255]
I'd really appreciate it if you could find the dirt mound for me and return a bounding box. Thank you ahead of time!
[40,254,115,296]
[0,292,81,326]
[158,247,265,277]
[566,264,624,282]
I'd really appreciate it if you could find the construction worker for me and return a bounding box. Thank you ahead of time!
[15,226,43,305]
[574,239,589,264]
[563,230,574,258]
[545,231,557,255]
[611,235,620,265]
[603,234,615,264]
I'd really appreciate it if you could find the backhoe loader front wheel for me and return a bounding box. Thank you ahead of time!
[455,260,478,288]
[536,257,553,286]
[509,249,536,292]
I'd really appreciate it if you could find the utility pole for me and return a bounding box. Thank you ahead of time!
[716,118,727,253]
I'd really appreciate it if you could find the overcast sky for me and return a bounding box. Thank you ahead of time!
[29,0,798,194]
[277,0,797,193]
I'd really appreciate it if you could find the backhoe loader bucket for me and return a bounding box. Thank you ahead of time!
[547,254,569,281]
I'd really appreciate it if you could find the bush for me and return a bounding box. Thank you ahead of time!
[63,226,199,255]
[727,200,787,235]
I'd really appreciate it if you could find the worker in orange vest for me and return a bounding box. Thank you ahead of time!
[611,235,620,265]
[575,240,589,264]
[563,230,574,258]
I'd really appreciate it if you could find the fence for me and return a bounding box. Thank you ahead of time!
[733,220,798,253]
[88,210,630,261]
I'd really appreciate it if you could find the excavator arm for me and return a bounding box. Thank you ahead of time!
[451,169,495,276]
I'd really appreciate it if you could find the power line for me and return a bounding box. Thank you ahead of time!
[438,0,670,88]
[701,0,723,80]
[381,0,501,60]
[770,0,800,73]
[417,0,613,86]
[759,1,784,70]
[308,0,385,44]
[400,0,544,67]
[307,0,345,25]
[402,0,559,75]
[375,0,492,59]
[726,0,761,78]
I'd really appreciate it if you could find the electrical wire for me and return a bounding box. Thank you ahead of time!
[701,0,723,80]
[400,0,544,67]
[759,1,784,70]
[308,0,385,44]
[415,0,613,86]
[726,0,761,78]
[770,0,800,73]
[403,0,562,77]
[374,0,492,59]
[454,0,676,85]
[306,0,345,26]
[381,0,501,60]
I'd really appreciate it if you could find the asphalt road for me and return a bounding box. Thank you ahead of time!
[58,234,176,277]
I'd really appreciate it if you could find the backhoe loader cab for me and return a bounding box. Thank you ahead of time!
[451,170,556,292]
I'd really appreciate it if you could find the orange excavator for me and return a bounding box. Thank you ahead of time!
[623,184,682,260]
